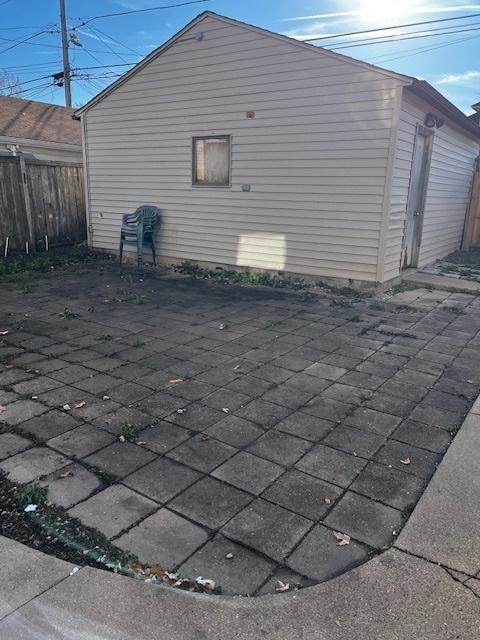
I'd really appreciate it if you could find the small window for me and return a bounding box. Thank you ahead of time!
[193,136,230,187]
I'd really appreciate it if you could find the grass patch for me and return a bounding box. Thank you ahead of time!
[0,247,110,276]
[132,338,145,348]
[120,424,138,442]
[16,482,48,508]
[59,308,80,320]
[392,281,419,294]
[97,334,114,342]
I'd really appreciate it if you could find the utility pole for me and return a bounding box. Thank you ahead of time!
[59,0,72,106]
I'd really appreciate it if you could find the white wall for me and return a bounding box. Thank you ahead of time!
[0,137,82,164]
[385,89,479,279]
[82,14,406,282]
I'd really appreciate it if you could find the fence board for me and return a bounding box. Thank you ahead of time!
[0,156,86,252]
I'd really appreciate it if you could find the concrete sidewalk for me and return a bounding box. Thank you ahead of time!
[1,404,479,639]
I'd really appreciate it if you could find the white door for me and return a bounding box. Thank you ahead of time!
[403,127,432,268]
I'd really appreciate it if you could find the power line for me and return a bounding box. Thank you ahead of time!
[327,24,480,50]
[87,25,142,57]
[304,11,480,42]
[0,27,58,55]
[73,0,210,26]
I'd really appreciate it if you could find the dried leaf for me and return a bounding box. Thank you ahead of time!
[0,330,8,336]
[324,497,332,504]
[62,404,71,411]
[168,378,183,385]
[200,433,209,441]
[102,395,110,401]
[147,564,166,576]
[225,553,233,559]
[195,576,216,591]
[58,471,73,478]
[219,323,226,330]
[69,566,80,575]
[176,408,186,414]
[119,435,126,442]
[333,531,350,546]
[74,400,86,409]
[31,395,38,400]
[222,407,230,414]
[136,440,146,445]
[400,457,411,465]
[275,580,290,592]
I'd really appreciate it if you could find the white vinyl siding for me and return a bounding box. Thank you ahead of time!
[83,14,405,282]
[385,90,479,279]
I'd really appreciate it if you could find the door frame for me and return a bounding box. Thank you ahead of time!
[403,123,434,269]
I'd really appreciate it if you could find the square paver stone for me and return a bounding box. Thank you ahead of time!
[116,508,208,568]
[302,397,353,422]
[179,534,274,596]
[205,416,264,448]
[262,470,342,520]
[0,399,48,425]
[68,485,157,539]
[124,457,201,503]
[247,431,311,467]
[212,451,284,495]
[296,444,368,488]
[222,498,312,562]
[47,424,115,458]
[95,407,153,435]
[0,432,31,460]
[73,373,123,395]
[324,491,403,549]
[135,421,191,454]
[350,462,426,511]
[304,363,348,380]
[17,409,81,440]
[323,425,385,459]
[106,382,152,404]
[287,523,369,582]
[39,463,104,508]
[169,476,251,529]
[235,399,291,428]
[276,411,334,442]
[0,447,69,484]
[203,388,251,412]
[165,403,224,431]
[374,440,442,479]
[167,434,237,473]
[391,419,452,454]
[84,442,157,479]
[344,407,402,436]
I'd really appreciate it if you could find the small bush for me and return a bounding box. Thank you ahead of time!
[16,482,48,507]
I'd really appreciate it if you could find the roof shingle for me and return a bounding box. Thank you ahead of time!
[0,95,81,146]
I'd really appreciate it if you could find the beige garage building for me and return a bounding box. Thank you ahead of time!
[75,11,480,285]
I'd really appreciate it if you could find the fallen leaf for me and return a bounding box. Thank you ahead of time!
[58,471,73,478]
[31,395,38,400]
[136,440,146,445]
[400,457,411,465]
[168,378,183,385]
[74,400,86,409]
[177,408,186,414]
[119,435,126,442]
[333,531,350,546]
[147,564,166,576]
[275,580,290,592]
[222,407,230,414]
[102,395,110,401]
[195,576,216,591]
[62,404,71,411]
[69,566,80,575]
[0,330,8,336]
[200,433,209,441]
[324,497,332,504]
[225,553,233,559]
[219,323,226,330]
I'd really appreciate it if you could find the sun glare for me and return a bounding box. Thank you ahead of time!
[359,0,418,21]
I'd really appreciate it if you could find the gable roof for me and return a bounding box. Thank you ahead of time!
[0,95,81,146]
[74,11,480,141]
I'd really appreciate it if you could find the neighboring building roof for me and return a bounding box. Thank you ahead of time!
[74,11,480,141]
[0,95,81,146]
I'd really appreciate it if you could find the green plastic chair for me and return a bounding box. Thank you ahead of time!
[119,205,160,266]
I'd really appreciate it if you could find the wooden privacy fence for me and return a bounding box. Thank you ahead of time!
[0,156,86,253]
[463,156,480,250]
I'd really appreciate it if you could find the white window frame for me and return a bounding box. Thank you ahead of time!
[192,135,231,188]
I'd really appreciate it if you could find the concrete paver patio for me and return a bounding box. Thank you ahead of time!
[1,262,480,595]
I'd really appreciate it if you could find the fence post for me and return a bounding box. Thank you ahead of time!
[18,153,36,253]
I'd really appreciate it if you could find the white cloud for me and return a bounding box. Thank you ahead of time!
[283,4,480,22]
[436,70,480,84]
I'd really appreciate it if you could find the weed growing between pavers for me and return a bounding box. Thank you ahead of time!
[177,261,307,290]
[0,472,221,595]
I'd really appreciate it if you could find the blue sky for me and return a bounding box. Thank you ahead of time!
[1,0,479,112]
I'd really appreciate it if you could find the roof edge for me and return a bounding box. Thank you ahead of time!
[74,10,413,117]
[409,80,480,140]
